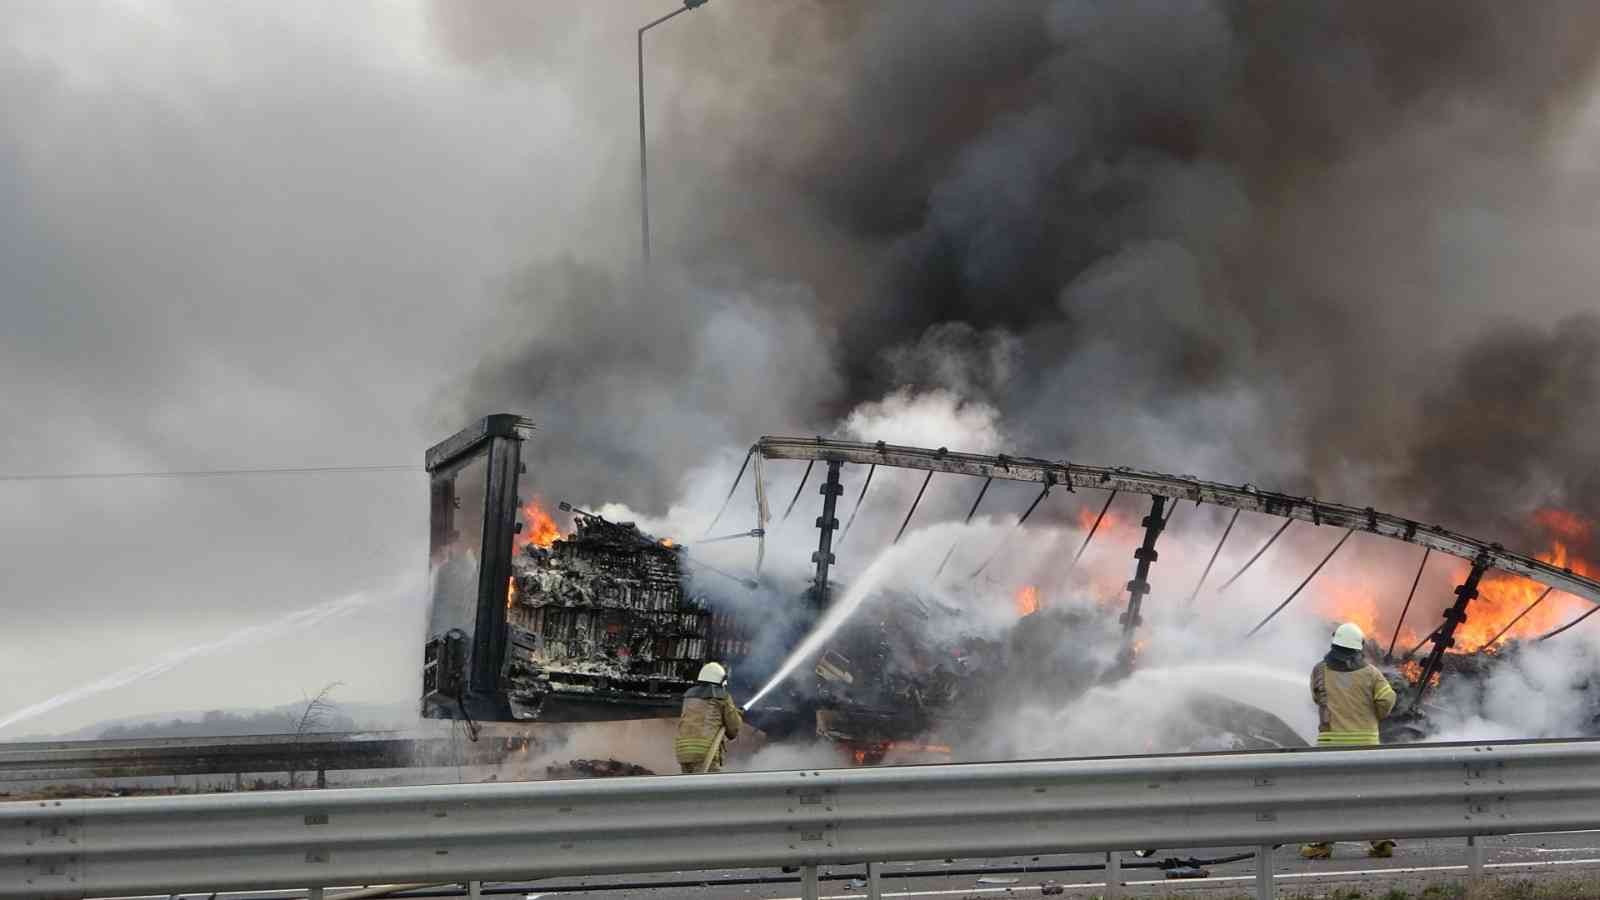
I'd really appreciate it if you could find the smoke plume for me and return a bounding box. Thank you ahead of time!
[443,1,1600,559]
[434,2,1600,755]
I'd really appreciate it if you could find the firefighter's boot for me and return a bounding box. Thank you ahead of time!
[1299,842,1333,860]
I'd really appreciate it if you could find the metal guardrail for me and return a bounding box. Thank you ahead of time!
[0,732,525,784]
[4,738,1599,900]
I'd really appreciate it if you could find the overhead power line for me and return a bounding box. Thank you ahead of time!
[0,464,420,483]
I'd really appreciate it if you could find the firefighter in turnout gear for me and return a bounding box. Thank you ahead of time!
[1301,622,1399,860]
[675,662,742,774]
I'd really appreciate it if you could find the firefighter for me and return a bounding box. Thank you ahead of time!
[675,662,742,774]
[1301,622,1399,860]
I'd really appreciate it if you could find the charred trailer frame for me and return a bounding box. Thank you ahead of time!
[421,414,741,726]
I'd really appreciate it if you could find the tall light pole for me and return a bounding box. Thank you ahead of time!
[639,0,709,267]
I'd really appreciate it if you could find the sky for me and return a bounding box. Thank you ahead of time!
[4,1,1600,739]
[0,1,623,734]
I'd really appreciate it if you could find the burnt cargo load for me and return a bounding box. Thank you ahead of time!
[420,414,744,724]
[808,592,997,749]
[504,514,721,721]
[752,596,1306,758]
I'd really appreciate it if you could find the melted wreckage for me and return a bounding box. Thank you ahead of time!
[421,416,1600,755]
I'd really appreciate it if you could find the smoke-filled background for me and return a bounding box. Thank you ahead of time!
[3,1,1599,751]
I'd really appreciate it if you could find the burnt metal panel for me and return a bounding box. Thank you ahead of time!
[421,414,535,723]
[756,436,1600,608]
[424,414,535,474]
[473,433,523,696]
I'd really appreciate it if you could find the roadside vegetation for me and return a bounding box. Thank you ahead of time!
[1136,879,1600,899]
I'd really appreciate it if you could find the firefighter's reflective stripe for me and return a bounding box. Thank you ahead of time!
[674,735,717,762]
[1374,677,1397,715]
[1317,730,1381,746]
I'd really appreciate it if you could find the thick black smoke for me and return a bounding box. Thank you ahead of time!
[442,1,1600,557]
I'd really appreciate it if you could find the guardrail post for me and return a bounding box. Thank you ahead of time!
[1105,851,1122,899]
[1467,835,1485,883]
[1255,844,1274,900]
[468,880,483,898]
[801,863,820,900]
[307,889,323,900]
[866,861,882,900]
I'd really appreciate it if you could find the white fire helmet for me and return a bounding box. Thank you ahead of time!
[1331,622,1366,651]
[697,662,728,685]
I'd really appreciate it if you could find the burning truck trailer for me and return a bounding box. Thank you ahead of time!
[421,417,1600,763]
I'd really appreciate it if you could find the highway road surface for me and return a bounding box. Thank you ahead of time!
[100,830,1600,899]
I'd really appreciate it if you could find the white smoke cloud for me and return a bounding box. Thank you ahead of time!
[842,388,1005,453]
[1428,631,1600,742]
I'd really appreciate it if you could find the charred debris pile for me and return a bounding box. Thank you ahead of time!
[751,594,1308,760]
[799,591,1001,757]
[545,758,657,779]
[502,512,750,722]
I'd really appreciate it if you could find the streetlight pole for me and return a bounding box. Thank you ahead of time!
[638,0,709,267]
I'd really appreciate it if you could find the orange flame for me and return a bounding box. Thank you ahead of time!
[1455,541,1593,652]
[1313,586,1386,646]
[1318,512,1593,650]
[1014,585,1040,617]
[1318,509,1595,654]
[506,575,517,610]
[1534,508,1593,546]
[660,538,676,548]
[1398,659,1438,688]
[889,741,952,755]
[847,741,953,766]
[515,498,563,551]
[1449,508,1594,651]
[1076,504,1124,533]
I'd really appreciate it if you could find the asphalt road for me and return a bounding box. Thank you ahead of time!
[106,831,1600,900]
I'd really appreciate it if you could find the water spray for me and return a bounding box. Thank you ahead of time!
[0,586,391,734]
[743,542,907,710]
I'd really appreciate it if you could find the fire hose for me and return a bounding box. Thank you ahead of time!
[700,727,726,773]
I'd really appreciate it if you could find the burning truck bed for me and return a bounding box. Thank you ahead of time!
[421,416,1600,760]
